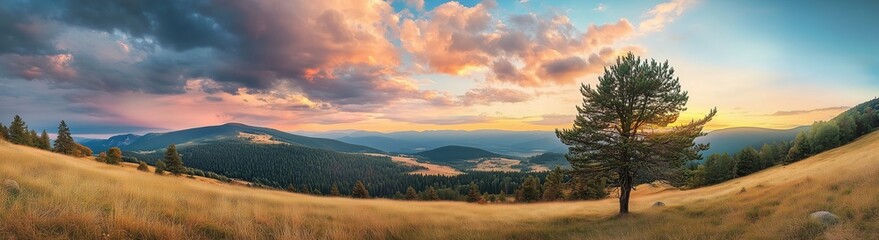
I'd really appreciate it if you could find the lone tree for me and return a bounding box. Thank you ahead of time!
[154,160,166,175]
[352,180,370,198]
[137,161,150,171]
[9,115,28,145]
[164,144,186,175]
[54,120,76,155]
[106,147,123,165]
[556,53,715,215]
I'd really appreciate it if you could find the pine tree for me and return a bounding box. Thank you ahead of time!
[137,161,150,171]
[405,186,418,200]
[498,190,507,202]
[517,176,541,202]
[424,186,439,201]
[53,120,76,155]
[28,130,38,147]
[330,184,341,196]
[541,166,564,201]
[286,184,298,193]
[38,130,51,150]
[466,182,481,203]
[106,147,122,165]
[9,115,28,145]
[164,144,186,175]
[154,160,166,175]
[0,123,8,140]
[556,53,715,214]
[352,180,370,198]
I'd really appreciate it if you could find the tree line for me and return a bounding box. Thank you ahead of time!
[0,115,92,157]
[684,99,879,187]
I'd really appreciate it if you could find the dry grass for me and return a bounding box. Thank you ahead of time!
[471,158,522,172]
[3,132,879,239]
[367,153,463,176]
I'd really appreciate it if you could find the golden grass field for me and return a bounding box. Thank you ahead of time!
[2,132,879,239]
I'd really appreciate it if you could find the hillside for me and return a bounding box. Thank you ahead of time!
[108,123,380,153]
[413,145,505,163]
[3,131,879,238]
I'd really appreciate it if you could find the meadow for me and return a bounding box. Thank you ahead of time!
[3,132,879,239]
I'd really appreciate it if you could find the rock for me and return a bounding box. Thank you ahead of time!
[809,211,840,225]
[652,201,666,207]
[3,179,20,195]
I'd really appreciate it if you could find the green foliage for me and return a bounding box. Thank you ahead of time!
[137,161,150,171]
[516,176,542,203]
[0,123,8,140]
[8,115,29,145]
[466,182,481,202]
[541,166,564,201]
[424,186,439,201]
[96,152,108,163]
[38,130,51,150]
[405,186,418,200]
[352,180,370,198]
[53,120,77,156]
[415,145,503,163]
[330,184,341,196]
[106,147,123,165]
[555,53,715,213]
[568,174,608,200]
[163,144,186,175]
[810,121,841,153]
[703,153,737,185]
[154,160,166,175]
[734,147,760,176]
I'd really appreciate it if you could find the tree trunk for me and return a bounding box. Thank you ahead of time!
[618,174,633,215]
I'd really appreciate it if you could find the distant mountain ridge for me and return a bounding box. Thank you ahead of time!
[86,123,380,153]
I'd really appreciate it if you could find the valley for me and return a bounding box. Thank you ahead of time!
[3,130,879,239]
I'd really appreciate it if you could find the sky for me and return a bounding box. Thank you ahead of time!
[0,0,877,136]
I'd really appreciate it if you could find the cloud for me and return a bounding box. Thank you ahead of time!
[768,106,849,116]
[527,114,574,125]
[594,3,606,12]
[639,0,696,32]
[381,114,492,125]
[461,87,533,105]
[405,0,425,11]
[400,2,636,87]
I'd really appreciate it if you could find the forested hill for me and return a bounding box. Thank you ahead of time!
[116,123,381,153]
[695,126,810,157]
[414,145,505,163]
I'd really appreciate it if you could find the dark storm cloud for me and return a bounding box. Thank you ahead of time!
[0,0,406,107]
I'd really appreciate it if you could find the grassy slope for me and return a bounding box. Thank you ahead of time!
[2,132,879,239]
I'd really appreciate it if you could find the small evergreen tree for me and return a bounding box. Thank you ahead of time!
[28,130,38,147]
[137,161,150,171]
[330,184,341,196]
[0,123,8,140]
[286,184,298,193]
[106,147,123,165]
[154,160,166,175]
[703,153,737,185]
[466,182,481,203]
[498,190,507,202]
[424,186,439,200]
[542,166,565,201]
[352,180,370,198]
[53,120,76,155]
[164,144,186,175]
[405,186,418,200]
[38,130,51,150]
[517,175,541,202]
[9,115,28,145]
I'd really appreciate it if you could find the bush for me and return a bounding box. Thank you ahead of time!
[137,161,149,172]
